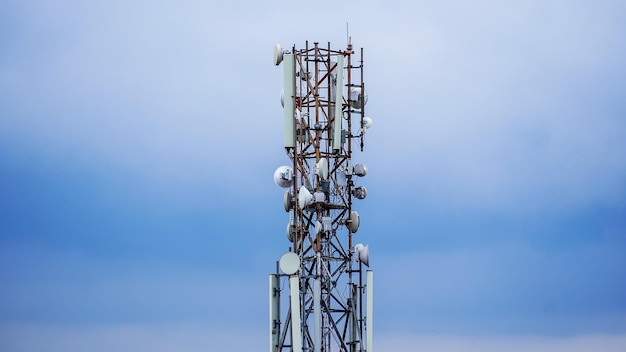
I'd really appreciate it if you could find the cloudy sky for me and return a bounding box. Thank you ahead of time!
[1,0,625,351]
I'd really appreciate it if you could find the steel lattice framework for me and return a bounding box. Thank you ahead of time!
[270,40,373,352]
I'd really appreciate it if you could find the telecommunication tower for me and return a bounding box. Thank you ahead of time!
[269,39,374,352]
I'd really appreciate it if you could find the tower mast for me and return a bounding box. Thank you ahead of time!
[270,39,374,352]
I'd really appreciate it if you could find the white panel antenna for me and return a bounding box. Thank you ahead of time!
[332,55,345,152]
[283,53,295,148]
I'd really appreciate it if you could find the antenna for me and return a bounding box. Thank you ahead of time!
[270,39,375,352]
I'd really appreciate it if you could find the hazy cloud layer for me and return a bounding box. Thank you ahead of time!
[2,323,626,352]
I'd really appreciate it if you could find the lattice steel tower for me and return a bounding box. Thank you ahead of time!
[269,39,374,352]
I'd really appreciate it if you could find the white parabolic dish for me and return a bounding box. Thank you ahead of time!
[279,252,300,275]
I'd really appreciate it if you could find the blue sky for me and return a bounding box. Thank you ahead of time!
[1,0,625,351]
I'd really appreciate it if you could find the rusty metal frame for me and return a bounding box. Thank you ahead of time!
[273,39,369,352]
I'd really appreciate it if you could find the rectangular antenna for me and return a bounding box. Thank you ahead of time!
[332,54,344,152]
[269,275,280,352]
[289,275,303,352]
[366,270,374,352]
[283,54,295,148]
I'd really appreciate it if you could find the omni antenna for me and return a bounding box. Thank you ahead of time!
[270,39,375,352]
